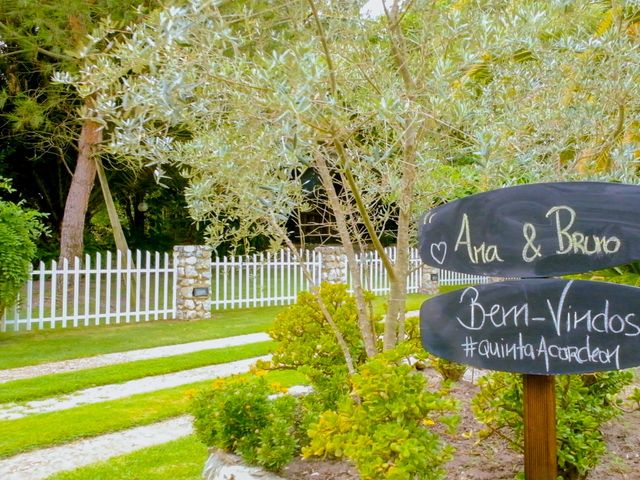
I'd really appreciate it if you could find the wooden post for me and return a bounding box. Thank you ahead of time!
[523,374,557,480]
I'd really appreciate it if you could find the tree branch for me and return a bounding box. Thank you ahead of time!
[0,22,74,61]
[306,0,337,96]
[332,139,397,281]
[314,153,378,357]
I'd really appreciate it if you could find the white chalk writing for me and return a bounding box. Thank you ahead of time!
[456,283,640,338]
[545,205,621,256]
[522,223,542,262]
[454,214,504,264]
[452,282,638,372]
[456,287,529,331]
[460,334,621,372]
[432,203,624,269]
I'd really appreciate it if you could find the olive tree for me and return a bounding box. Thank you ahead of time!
[57,0,640,364]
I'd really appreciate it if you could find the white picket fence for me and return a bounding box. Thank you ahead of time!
[348,247,424,295]
[211,246,484,309]
[2,247,488,331]
[3,250,176,332]
[210,247,425,310]
[437,268,492,286]
[211,249,323,310]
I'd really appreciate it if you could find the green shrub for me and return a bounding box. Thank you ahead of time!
[191,375,303,471]
[269,283,374,410]
[403,314,422,350]
[305,345,459,480]
[430,357,467,382]
[568,265,640,287]
[0,179,47,314]
[629,386,640,410]
[472,371,633,479]
[269,283,371,374]
[256,395,300,471]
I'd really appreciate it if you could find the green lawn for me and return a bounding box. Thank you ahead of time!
[400,293,428,312]
[369,292,427,317]
[0,369,305,458]
[438,284,472,294]
[0,306,285,370]
[0,295,428,370]
[47,435,207,480]
[0,341,274,404]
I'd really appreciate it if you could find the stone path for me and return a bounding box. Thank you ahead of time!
[0,332,271,384]
[0,416,194,480]
[0,355,271,420]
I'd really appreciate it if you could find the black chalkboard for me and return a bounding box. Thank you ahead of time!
[419,182,640,277]
[420,279,640,374]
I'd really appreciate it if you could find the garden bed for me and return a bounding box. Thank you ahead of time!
[279,367,640,479]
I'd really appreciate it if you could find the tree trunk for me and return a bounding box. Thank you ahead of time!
[315,155,378,358]
[384,205,412,349]
[59,117,102,263]
[382,1,421,350]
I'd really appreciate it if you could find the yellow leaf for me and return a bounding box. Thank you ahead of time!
[595,8,615,37]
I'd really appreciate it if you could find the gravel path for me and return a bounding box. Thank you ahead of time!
[0,332,271,384]
[0,416,194,480]
[0,355,271,420]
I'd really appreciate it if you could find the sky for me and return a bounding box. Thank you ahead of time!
[360,0,387,18]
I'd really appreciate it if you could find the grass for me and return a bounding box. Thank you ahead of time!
[0,369,306,459]
[0,294,429,370]
[0,306,285,370]
[41,295,431,480]
[47,435,208,480]
[403,293,428,312]
[0,385,193,458]
[438,284,472,294]
[0,291,431,478]
[0,341,274,404]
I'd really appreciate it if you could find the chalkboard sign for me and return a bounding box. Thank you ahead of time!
[420,279,640,375]
[419,182,640,277]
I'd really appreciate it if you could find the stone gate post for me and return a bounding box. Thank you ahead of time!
[173,245,212,320]
[420,265,439,295]
[315,246,348,284]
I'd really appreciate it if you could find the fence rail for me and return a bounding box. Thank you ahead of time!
[2,247,491,332]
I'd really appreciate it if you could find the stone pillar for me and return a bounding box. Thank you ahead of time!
[316,246,348,284]
[420,265,439,295]
[174,245,212,320]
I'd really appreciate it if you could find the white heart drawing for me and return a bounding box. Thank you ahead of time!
[430,242,447,265]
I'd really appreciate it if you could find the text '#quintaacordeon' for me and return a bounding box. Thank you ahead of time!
[460,333,620,372]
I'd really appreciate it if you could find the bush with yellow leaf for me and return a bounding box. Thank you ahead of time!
[270,282,374,412]
[305,346,459,480]
[191,375,303,471]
